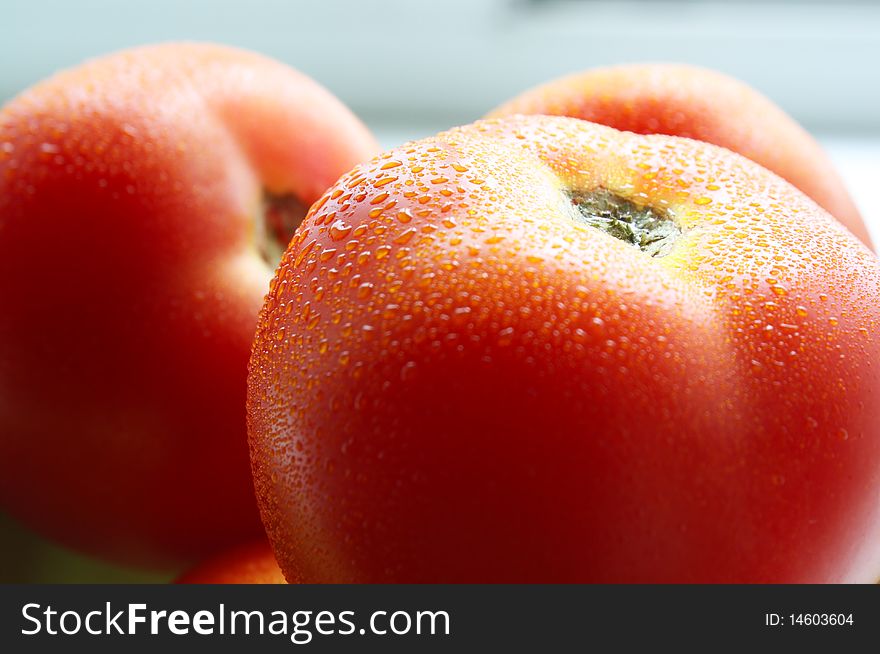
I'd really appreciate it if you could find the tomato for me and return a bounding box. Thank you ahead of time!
[248,115,880,582]
[176,540,286,584]
[0,43,379,569]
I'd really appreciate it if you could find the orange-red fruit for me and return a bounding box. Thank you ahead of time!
[488,63,870,248]
[249,115,880,583]
[176,541,286,584]
[0,43,379,569]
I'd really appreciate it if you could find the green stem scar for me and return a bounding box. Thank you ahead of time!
[567,188,681,257]
[257,191,308,266]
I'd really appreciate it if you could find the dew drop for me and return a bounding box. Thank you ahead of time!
[357,282,374,299]
[400,361,417,381]
[374,176,398,188]
[394,228,417,245]
[329,220,353,241]
[375,245,391,260]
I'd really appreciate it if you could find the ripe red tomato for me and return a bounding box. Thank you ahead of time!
[0,43,379,569]
[176,541,286,584]
[248,115,880,582]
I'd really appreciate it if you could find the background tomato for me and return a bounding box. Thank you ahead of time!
[0,42,379,570]
[176,540,286,584]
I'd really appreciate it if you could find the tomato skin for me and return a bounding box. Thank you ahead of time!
[0,43,379,569]
[176,541,286,584]
[488,63,870,248]
[248,115,880,583]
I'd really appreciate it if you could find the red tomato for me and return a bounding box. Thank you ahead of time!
[248,115,880,582]
[176,541,286,584]
[0,43,379,569]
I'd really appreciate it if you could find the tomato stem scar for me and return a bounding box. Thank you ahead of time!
[567,188,680,257]
[257,191,308,267]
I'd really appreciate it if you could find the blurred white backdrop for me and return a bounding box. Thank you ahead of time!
[3,0,879,235]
